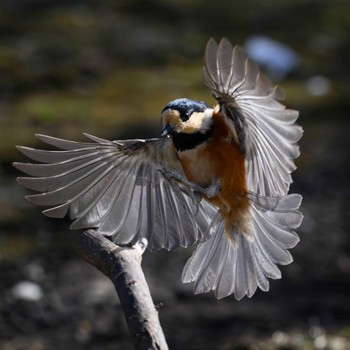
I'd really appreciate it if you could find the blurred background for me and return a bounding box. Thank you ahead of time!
[1,0,350,349]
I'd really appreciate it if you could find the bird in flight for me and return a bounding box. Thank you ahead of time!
[14,38,303,300]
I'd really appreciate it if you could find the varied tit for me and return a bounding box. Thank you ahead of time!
[14,38,303,300]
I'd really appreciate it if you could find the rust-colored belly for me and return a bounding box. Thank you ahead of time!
[178,112,250,234]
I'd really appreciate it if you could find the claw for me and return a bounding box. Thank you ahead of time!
[160,169,201,203]
[161,170,191,186]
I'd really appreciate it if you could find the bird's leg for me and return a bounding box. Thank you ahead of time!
[160,170,220,202]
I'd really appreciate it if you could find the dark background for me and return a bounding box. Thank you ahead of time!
[1,1,350,349]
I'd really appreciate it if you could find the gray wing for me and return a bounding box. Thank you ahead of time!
[14,133,218,250]
[203,38,303,197]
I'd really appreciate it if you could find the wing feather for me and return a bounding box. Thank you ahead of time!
[182,194,302,299]
[203,37,302,196]
[15,134,218,250]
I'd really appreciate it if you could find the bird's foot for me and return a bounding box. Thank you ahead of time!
[198,180,221,199]
[160,170,220,202]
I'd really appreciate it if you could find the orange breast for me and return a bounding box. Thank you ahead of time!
[179,111,250,235]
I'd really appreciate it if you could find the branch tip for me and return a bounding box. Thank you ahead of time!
[134,238,148,254]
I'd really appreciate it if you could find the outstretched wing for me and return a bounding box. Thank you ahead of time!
[14,134,218,250]
[203,38,302,197]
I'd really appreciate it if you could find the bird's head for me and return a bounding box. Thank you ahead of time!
[161,98,213,137]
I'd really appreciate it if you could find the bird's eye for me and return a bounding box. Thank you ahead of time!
[180,112,190,122]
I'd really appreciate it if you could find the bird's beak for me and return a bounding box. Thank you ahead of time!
[161,124,174,137]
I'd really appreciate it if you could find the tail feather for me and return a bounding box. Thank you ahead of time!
[189,221,227,294]
[182,193,302,300]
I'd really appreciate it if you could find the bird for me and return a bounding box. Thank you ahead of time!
[14,38,303,300]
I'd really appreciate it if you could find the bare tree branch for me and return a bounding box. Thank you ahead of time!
[75,229,169,350]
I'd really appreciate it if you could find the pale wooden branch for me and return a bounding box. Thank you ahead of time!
[75,229,169,350]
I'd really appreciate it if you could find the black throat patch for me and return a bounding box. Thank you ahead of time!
[172,129,213,152]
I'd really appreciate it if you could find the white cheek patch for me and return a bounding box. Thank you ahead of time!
[183,109,214,134]
[201,108,215,131]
